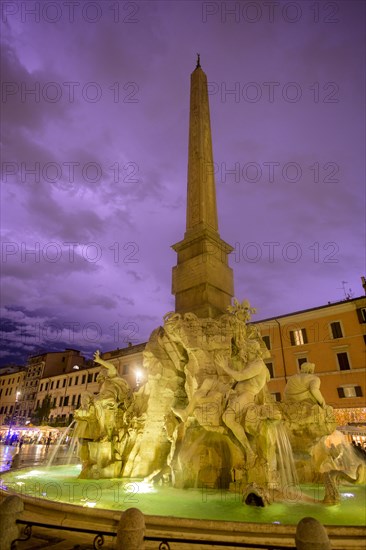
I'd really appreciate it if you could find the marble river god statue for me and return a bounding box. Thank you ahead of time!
[73,299,361,503]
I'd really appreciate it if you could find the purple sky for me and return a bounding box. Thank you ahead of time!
[1,1,365,367]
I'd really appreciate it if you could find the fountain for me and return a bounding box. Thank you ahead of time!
[57,301,360,499]
[70,300,340,497]
[1,301,365,529]
[1,59,365,547]
[1,304,365,548]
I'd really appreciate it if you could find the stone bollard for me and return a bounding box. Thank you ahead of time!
[116,507,145,550]
[0,495,24,550]
[295,517,331,550]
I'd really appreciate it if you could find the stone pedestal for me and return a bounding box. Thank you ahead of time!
[116,507,145,550]
[0,495,24,550]
[295,517,331,550]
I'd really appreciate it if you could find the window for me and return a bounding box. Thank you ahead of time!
[62,379,66,387]
[63,396,69,406]
[50,381,54,390]
[40,383,43,392]
[265,362,274,378]
[337,386,362,398]
[87,374,93,383]
[297,357,308,368]
[262,335,271,350]
[77,395,81,407]
[75,376,79,385]
[59,397,63,406]
[94,373,98,382]
[82,375,86,384]
[330,322,343,339]
[72,395,76,405]
[356,308,366,323]
[62,357,65,363]
[271,392,281,402]
[68,378,72,386]
[123,365,130,375]
[337,352,350,370]
[56,380,60,389]
[289,329,308,346]
[53,398,56,407]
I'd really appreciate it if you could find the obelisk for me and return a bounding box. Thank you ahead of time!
[172,56,234,318]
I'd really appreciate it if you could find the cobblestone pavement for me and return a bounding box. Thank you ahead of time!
[0,443,62,472]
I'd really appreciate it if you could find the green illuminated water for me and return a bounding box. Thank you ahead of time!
[1,465,365,526]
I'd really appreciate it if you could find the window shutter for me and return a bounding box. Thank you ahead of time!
[356,308,366,323]
[266,362,274,378]
[337,387,345,398]
[337,352,350,370]
[331,322,343,338]
[263,336,271,350]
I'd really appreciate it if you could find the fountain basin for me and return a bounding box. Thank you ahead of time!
[1,465,365,549]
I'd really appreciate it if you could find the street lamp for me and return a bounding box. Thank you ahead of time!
[135,368,143,389]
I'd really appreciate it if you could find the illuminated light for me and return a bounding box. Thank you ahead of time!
[272,521,281,524]
[16,470,46,479]
[342,493,355,498]
[16,482,25,486]
[134,481,156,494]
[84,501,96,508]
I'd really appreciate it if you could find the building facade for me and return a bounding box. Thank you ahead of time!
[35,365,101,426]
[254,295,366,422]
[0,368,25,426]
[0,344,146,427]
[16,349,86,425]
